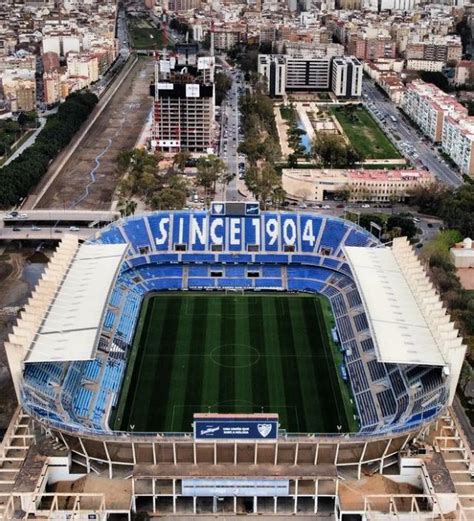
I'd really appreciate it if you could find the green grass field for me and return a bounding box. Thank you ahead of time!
[331,105,402,160]
[127,17,163,49]
[112,293,355,434]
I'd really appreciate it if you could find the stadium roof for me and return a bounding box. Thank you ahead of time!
[26,243,127,363]
[344,244,447,367]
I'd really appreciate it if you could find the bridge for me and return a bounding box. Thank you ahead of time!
[0,210,119,242]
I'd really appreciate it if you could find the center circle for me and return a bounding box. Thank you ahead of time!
[210,344,261,368]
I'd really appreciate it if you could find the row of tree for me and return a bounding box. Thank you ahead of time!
[0,92,98,208]
[238,86,285,207]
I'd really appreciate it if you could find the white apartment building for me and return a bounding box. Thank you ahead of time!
[67,52,99,83]
[406,59,444,72]
[442,114,474,177]
[331,56,362,98]
[258,53,359,98]
[402,80,474,177]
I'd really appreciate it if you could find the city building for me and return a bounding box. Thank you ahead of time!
[282,168,433,202]
[442,112,474,177]
[259,53,362,98]
[331,56,362,98]
[402,80,474,176]
[151,57,215,153]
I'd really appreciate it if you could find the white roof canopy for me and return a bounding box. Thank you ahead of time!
[344,243,450,367]
[26,243,127,363]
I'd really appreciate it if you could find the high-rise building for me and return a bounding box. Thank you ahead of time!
[258,52,331,95]
[331,56,362,98]
[259,53,360,98]
[151,56,215,153]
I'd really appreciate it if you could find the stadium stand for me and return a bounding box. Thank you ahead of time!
[19,211,450,436]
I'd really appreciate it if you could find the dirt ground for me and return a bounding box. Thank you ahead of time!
[0,249,49,431]
[338,473,420,511]
[34,57,154,210]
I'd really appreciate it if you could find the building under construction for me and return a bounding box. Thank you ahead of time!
[150,45,215,153]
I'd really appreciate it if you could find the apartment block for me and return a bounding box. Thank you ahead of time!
[402,80,474,176]
[442,114,474,177]
[331,56,362,98]
[258,53,332,95]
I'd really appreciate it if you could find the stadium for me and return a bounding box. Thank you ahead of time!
[4,205,467,517]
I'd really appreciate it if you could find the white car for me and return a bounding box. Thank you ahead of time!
[69,226,80,232]
[322,204,331,209]
[361,204,370,208]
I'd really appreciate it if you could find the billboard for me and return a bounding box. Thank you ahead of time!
[186,84,200,98]
[194,418,278,441]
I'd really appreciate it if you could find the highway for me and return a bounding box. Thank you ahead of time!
[219,69,245,201]
[0,227,95,241]
[362,79,463,188]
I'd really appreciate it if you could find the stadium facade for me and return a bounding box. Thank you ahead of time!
[3,207,469,518]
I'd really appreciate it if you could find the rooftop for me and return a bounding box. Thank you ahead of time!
[344,239,458,367]
[25,242,127,363]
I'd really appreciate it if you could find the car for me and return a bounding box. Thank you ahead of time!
[322,204,331,209]
[427,223,433,228]
[18,213,28,219]
[12,227,21,231]
[336,204,344,208]
[361,204,370,208]
[9,211,18,217]
[69,226,80,232]
[31,226,40,231]
[299,203,307,209]
[54,229,62,233]
[416,243,423,249]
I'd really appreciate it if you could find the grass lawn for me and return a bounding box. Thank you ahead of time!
[127,17,163,49]
[113,293,355,434]
[331,105,402,160]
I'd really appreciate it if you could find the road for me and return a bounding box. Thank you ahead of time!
[219,69,245,201]
[362,79,463,188]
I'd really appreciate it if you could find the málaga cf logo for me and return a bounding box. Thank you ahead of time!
[257,423,272,438]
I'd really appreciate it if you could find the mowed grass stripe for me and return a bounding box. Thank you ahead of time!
[123,297,165,430]
[289,298,323,432]
[180,296,209,430]
[200,297,222,413]
[250,297,269,413]
[275,297,305,432]
[312,300,346,431]
[163,297,196,432]
[234,296,253,412]
[218,296,235,413]
[261,297,288,427]
[146,297,183,431]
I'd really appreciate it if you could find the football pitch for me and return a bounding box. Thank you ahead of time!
[113,293,354,434]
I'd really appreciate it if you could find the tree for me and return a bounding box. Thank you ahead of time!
[333,187,352,202]
[312,134,362,168]
[407,182,452,215]
[151,186,186,210]
[118,198,137,217]
[215,72,232,106]
[420,71,452,93]
[172,150,190,174]
[386,214,418,239]
[196,155,227,196]
[245,161,283,209]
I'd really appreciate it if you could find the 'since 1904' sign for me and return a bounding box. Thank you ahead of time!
[194,418,278,441]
